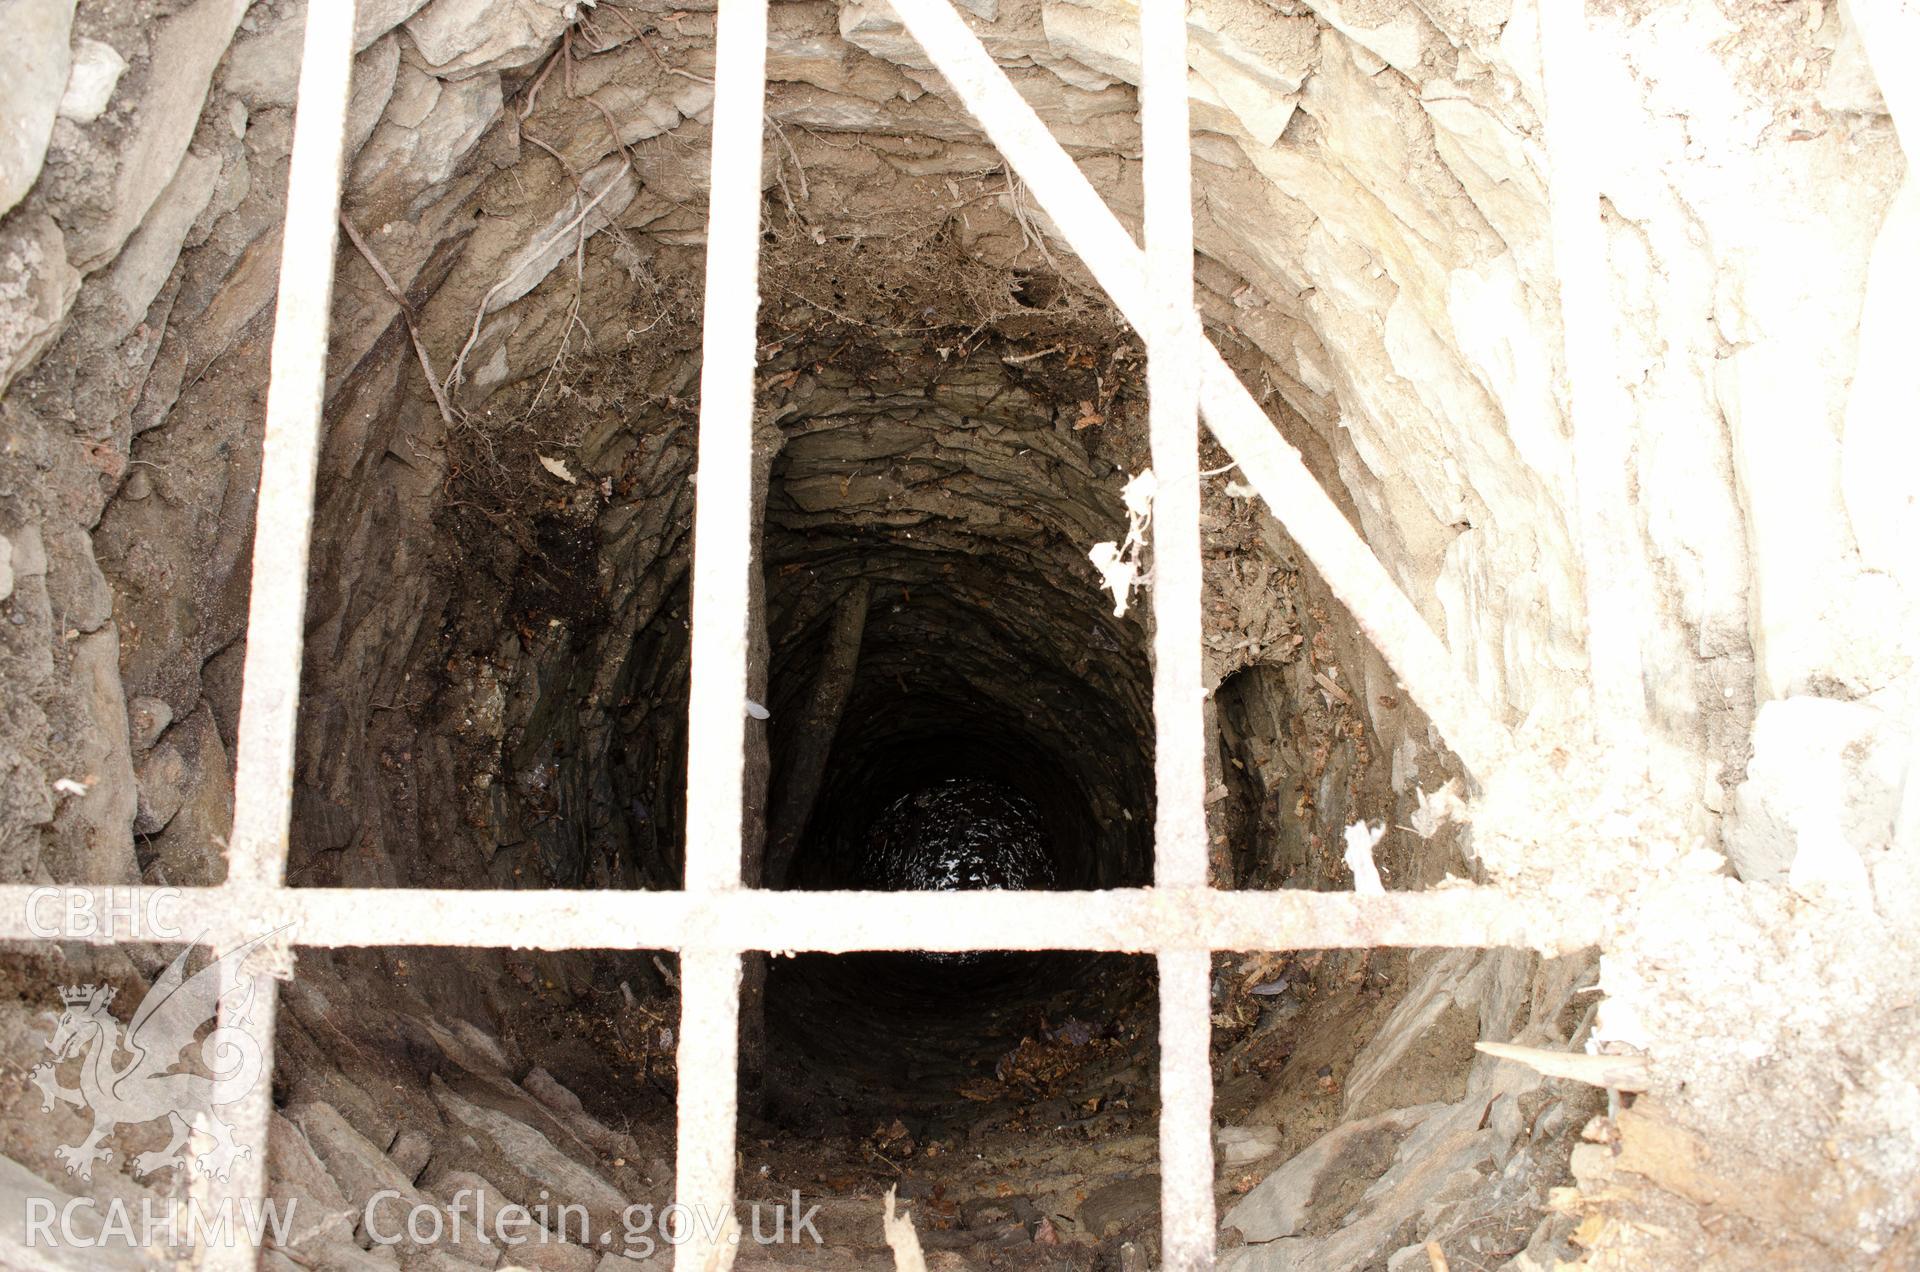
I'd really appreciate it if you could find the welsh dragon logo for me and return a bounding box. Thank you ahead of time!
[29,930,284,1182]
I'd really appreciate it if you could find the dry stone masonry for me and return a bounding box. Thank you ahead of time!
[0,0,1917,1269]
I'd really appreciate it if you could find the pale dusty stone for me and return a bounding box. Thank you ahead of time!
[0,1151,161,1269]
[1224,1104,1438,1242]
[1216,1124,1282,1166]
[351,64,504,204]
[1724,696,1907,886]
[44,523,111,633]
[405,0,576,79]
[48,625,138,884]
[0,533,12,605]
[346,36,404,162]
[428,1077,630,1238]
[7,525,46,580]
[145,707,234,884]
[131,739,188,834]
[97,149,219,341]
[1309,0,1428,74]
[0,0,73,217]
[357,0,434,51]
[222,5,305,108]
[288,1100,438,1251]
[66,0,250,270]
[483,157,639,316]
[266,1113,363,1257]
[0,212,82,395]
[57,37,127,124]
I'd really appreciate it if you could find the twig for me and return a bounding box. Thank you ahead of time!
[339,214,460,429]
[522,130,579,179]
[769,119,810,203]
[444,160,631,393]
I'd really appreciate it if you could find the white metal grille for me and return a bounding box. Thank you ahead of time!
[0,2,1609,1268]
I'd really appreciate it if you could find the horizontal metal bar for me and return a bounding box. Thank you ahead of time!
[0,885,1600,954]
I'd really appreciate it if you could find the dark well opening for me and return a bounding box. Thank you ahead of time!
[755,423,1159,1126]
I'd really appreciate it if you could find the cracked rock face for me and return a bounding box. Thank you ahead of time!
[1,0,1918,1268]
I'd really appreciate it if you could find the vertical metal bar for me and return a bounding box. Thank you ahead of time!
[1140,0,1206,892]
[674,950,743,1271]
[1536,0,1647,752]
[225,0,357,889]
[1158,948,1216,1270]
[683,0,770,894]
[1140,5,1214,1262]
[200,978,280,1272]
[677,0,768,1265]
[202,3,354,1266]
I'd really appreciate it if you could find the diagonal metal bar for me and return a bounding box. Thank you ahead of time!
[0,886,1603,955]
[884,0,1513,779]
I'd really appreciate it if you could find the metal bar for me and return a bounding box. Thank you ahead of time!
[674,949,742,1271]
[1536,0,1648,751]
[682,0,770,895]
[1138,6,1216,1262]
[225,0,357,889]
[200,977,280,1272]
[1140,0,1207,893]
[200,4,355,1266]
[0,886,1602,954]
[676,0,770,1262]
[1157,948,1216,1271]
[883,0,1513,778]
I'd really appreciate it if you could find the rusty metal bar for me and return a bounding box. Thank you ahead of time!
[0,885,1601,955]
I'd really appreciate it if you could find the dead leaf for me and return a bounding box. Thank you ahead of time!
[538,455,577,484]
